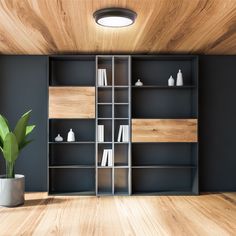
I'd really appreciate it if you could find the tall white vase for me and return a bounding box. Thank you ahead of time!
[176,69,183,86]
[67,129,75,142]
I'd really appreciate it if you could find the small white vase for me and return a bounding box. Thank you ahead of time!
[67,129,75,142]
[176,69,183,86]
[168,76,175,86]
[135,79,143,86]
[55,134,63,142]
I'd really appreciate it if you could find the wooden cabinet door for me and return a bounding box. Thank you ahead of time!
[132,119,198,142]
[49,87,95,118]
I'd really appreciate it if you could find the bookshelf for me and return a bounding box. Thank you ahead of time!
[48,54,198,196]
[96,56,131,195]
[48,56,96,195]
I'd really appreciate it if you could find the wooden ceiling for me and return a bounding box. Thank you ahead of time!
[0,0,236,55]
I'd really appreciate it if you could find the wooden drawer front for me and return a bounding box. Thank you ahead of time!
[49,87,95,118]
[132,119,198,142]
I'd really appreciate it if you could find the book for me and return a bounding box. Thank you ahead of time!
[103,69,107,86]
[97,125,104,142]
[97,69,102,86]
[117,125,123,142]
[123,125,129,142]
[108,150,112,166]
[101,149,108,166]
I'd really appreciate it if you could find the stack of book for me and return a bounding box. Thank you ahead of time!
[117,125,129,142]
[97,69,107,86]
[101,149,112,167]
[97,125,104,142]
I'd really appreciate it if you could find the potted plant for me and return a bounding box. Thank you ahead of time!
[0,110,35,207]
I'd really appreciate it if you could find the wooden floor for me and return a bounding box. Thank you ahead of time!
[0,193,236,236]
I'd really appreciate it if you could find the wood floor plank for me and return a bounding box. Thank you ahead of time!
[0,193,236,236]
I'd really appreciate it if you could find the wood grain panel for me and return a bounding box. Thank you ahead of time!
[0,0,236,54]
[49,87,95,118]
[0,192,236,235]
[132,119,198,142]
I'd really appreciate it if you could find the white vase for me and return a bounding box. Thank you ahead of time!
[55,134,63,142]
[67,129,75,142]
[168,76,174,86]
[176,69,183,86]
[135,79,143,86]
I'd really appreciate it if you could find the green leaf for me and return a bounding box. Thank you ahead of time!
[26,125,35,136]
[3,132,19,163]
[0,115,9,143]
[20,139,33,150]
[0,146,3,154]
[13,110,32,149]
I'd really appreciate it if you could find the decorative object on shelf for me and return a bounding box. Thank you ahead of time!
[117,125,129,142]
[55,134,63,142]
[0,110,35,207]
[168,76,175,86]
[135,79,143,86]
[67,129,75,142]
[176,69,183,86]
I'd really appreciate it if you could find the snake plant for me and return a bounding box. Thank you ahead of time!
[0,110,35,178]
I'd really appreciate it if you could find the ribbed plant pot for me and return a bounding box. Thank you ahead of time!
[0,174,25,207]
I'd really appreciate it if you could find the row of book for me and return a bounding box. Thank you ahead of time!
[97,125,129,142]
[97,69,108,86]
[101,149,112,166]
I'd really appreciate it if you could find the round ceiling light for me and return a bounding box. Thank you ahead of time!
[93,8,137,28]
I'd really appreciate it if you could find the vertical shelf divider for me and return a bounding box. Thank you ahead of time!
[112,56,115,195]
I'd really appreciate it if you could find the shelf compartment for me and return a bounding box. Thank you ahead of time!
[49,168,95,194]
[132,85,196,89]
[97,87,112,103]
[114,56,129,86]
[97,120,112,142]
[98,105,112,118]
[132,56,197,86]
[132,143,197,166]
[114,168,129,194]
[114,143,129,166]
[97,143,112,166]
[132,89,197,118]
[50,56,95,86]
[97,56,112,86]
[132,168,195,193]
[114,104,129,118]
[114,88,129,103]
[49,119,95,142]
[132,119,197,142]
[97,168,112,194]
[49,143,95,166]
[114,119,129,143]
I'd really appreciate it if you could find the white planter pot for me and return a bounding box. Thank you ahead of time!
[0,174,25,207]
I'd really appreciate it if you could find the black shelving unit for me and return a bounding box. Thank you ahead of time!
[48,54,198,196]
[131,55,198,195]
[48,55,96,195]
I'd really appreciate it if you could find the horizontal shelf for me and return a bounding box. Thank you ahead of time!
[132,85,196,89]
[132,191,197,196]
[114,165,129,168]
[97,142,112,144]
[132,165,196,169]
[97,86,129,88]
[97,166,113,169]
[114,142,129,144]
[48,191,95,196]
[49,141,95,144]
[97,103,129,105]
[132,141,198,144]
[49,165,95,168]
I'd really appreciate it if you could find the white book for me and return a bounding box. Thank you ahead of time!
[123,125,129,142]
[108,150,113,166]
[101,150,108,166]
[98,69,104,86]
[103,69,107,86]
[97,125,104,142]
[117,125,123,142]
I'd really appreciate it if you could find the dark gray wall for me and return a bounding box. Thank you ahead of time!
[199,56,236,191]
[0,55,236,192]
[0,56,48,191]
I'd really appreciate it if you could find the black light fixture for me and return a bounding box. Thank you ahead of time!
[93,8,137,28]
